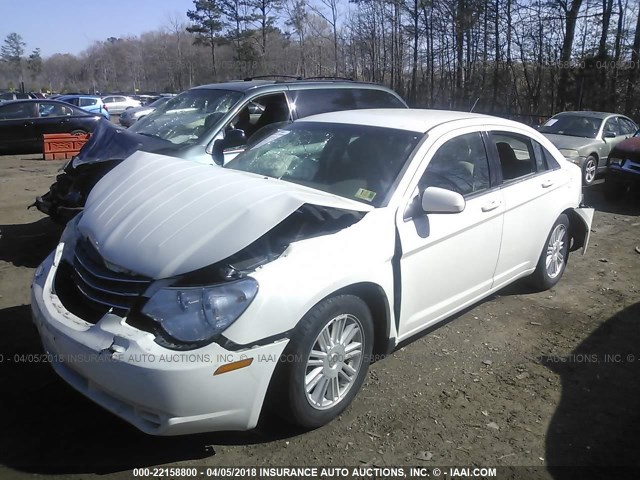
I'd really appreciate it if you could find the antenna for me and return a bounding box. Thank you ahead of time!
[470,98,480,113]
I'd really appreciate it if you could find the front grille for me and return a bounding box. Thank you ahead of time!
[69,238,151,313]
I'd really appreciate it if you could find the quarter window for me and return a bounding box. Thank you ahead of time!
[420,132,491,196]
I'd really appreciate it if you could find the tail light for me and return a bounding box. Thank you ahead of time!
[103,104,108,111]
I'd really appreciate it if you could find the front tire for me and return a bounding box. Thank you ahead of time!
[531,214,570,291]
[271,295,374,429]
[582,155,598,186]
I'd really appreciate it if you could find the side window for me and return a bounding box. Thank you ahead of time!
[289,89,356,118]
[619,117,637,135]
[227,93,291,144]
[491,133,537,181]
[352,89,406,109]
[80,98,97,107]
[0,103,36,119]
[102,97,113,104]
[604,117,620,136]
[420,132,491,197]
[40,103,70,117]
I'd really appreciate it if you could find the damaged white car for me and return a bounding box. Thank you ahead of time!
[32,109,593,435]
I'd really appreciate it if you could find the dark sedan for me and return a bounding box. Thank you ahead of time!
[0,99,103,155]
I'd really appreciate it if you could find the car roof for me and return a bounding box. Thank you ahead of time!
[0,99,68,105]
[59,95,102,99]
[192,79,400,94]
[298,109,523,133]
[554,111,623,120]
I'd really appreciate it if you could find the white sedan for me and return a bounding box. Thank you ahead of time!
[31,109,593,435]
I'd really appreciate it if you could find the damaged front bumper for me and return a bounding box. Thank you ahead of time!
[33,172,85,224]
[31,247,287,435]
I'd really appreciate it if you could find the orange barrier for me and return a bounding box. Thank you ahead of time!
[43,133,91,160]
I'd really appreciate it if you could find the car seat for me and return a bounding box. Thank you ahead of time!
[496,141,530,180]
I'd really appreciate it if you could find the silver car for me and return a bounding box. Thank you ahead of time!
[540,111,638,185]
[119,96,171,127]
[101,95,141,115]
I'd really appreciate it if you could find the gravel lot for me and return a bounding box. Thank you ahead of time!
[0,154,639,479]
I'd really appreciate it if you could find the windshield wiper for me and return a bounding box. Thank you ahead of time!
[137,132,167,141]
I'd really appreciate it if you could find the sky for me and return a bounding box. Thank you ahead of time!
[0,0,196,57]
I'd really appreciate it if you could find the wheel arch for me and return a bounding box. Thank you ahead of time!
[328,282,394,360]
[564,207,588,252]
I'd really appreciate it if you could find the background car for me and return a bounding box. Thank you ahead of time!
[32,109,593,435]
[101,95,141,114]
[603,129,640,200]
[0,99,103,155]
[0,92,40,103]
[56,95,110,120]
[36,79,408,223]
[118,96,171,127]
[539,111,638,185]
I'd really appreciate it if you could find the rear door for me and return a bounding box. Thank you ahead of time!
[487,130,569,288]
[32,102,94,140]
[395,129,504,339]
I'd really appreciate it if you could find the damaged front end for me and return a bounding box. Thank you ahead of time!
[33,121,172,224]
[54,203,365,351]
[34,159,123,224]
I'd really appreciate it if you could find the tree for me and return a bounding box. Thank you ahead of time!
[1,33,26,84]
[246,0,282,55]
[285,0,309,75]
[187,0,224,76]
[27,48,42,81]
[556,0,584,110]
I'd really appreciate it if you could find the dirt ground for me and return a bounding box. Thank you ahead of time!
[0,154,639,480]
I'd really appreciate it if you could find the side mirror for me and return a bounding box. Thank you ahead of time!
[421,186,466,213]
[604,131,617,139]
[212,128,247,165]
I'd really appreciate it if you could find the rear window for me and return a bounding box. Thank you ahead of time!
[290,88,405,118]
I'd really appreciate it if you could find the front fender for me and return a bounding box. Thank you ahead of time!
[568,206,595,254]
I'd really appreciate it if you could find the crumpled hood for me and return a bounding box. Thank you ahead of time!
[610,137,640,159]
[79,151,372,279]
[71,120,175,168]
[542,133,600,152]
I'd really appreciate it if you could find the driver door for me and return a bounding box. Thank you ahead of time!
[395,130,504,339]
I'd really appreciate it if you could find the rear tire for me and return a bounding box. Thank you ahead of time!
[530,214,570,291]
[70,129,86,135]
[269,295,373,429]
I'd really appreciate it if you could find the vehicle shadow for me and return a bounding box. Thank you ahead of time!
[544,301,640,477]
[0,219,62,268]
[583,183,640,216]
[0,304,302,474]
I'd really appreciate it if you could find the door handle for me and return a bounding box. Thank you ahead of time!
[541,179,554,188]
[59,118,70,123]
[481,200,502,212]
[24,121,34,126]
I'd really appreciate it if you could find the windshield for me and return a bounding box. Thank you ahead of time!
[149,96,170,107]
[129,89,242,145]
[539,114,602,138]
[225,122,422,207]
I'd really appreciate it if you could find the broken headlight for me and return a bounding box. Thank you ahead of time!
[141,278,258,343]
